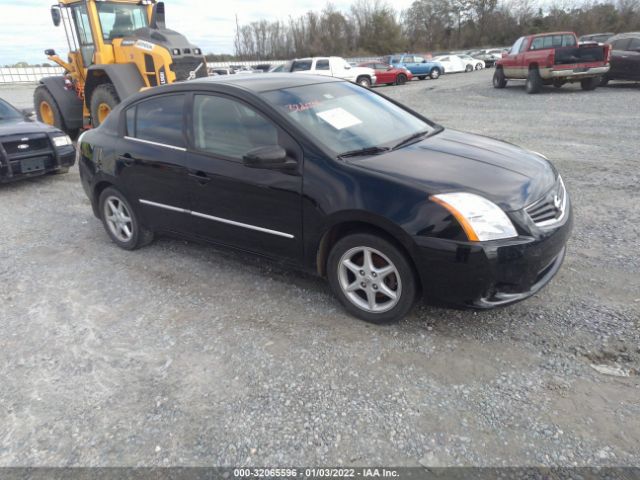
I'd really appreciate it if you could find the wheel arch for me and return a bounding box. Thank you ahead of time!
[314,217,422,294]
[37,76,83,131]
[85,64,146,109]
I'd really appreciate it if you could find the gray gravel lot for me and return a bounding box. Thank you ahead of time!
[1,72,639,467]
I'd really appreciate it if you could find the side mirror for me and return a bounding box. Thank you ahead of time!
[21,108,35,120]
[51,6,61,27]
[422,59,427,63]
[243,145,294,169]
[45,49,56,57]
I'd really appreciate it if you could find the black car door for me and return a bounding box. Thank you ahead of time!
[117,93,193,232]
[609,38,632,78]
[183,92,303,262]
[624,38,640,80]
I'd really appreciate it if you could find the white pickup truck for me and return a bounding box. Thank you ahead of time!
[284,57,377,87]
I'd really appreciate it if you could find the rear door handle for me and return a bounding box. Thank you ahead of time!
[188,170,211,184]
[118,153,135,167]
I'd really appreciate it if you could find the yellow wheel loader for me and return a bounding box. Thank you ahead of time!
[34,0,208,135]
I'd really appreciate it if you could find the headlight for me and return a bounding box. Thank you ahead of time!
[52,135,72,148]
[431,192,518,241]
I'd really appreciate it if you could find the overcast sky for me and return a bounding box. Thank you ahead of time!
[0,0,415,65]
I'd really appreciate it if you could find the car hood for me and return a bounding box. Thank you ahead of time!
[351,129,557,211]
[0,118,61,137]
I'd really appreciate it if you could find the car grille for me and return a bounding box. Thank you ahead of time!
[2,135,51,155]
[170,56,208,81]
[525,177,567,227]
[0,133,55,176]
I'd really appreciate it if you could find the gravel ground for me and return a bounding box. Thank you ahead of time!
[0,71,639,467]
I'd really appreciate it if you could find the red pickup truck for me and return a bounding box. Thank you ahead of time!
[494,32,611,93]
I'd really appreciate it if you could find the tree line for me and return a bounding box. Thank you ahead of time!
[226,0,640,60]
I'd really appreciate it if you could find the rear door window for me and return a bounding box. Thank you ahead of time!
[315,59,330,71]
[627,38,640,50]
[129,94,186,148]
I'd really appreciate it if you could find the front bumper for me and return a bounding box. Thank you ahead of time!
[0,142,75,183]
[413,202,573,309]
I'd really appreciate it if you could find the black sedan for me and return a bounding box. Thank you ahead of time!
[0,97,75,183]
[77,74,572,323]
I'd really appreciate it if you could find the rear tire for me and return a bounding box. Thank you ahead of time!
[356,76,372,88]
[327,233,417,324]
[492,68,507,88]
[396,73,407,85]
[525,68,543,94]
[430,68,441,79]
[90,84,120,128]
[98,187,153,250]
[580,76,599,91]
[465,64,473,72]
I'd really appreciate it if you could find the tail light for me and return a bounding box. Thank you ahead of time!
[606,45,611,63]
[547,51,554,67]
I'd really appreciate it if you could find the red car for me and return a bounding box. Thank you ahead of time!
[358,62,413,86]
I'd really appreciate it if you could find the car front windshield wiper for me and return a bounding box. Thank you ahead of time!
[337,145,390,159]
[392,130,432,150]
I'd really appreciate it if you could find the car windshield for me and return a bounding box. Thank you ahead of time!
[0,99,21,121]
[261,82,433,156]
[97,2,149,42]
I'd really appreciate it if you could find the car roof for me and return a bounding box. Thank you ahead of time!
[186,73,345,93]
[608,31,640,40]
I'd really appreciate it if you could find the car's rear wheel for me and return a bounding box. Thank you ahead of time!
[396,73,407,85]
[99,187,153,250]
[580,76,599,91]
[327,233,417,324]
[465,64,473,72]
[492,68,507,88]
[356,76,372,88]
[430,68,441,79]
[525,68,543,94]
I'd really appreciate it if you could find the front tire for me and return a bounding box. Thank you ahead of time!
[525,68,543,94]
[356,76,372,88]
[90,84,120,127]
[34,85,76,136]
[99,187,153,250]
[430,68,441,79]
[465,64,473,72]
[327,233,417,324]
[493,68,507,88]
[396,73,407,85]
[581,76,599,91]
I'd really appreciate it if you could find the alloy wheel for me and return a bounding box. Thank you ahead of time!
[338,246,402,313]
[104,196,133,243]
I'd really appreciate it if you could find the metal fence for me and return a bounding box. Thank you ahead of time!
[0,66,64,84]
[0,58,382,84]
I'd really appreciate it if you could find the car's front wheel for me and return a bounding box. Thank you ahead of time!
[99,187,153,250]
[493,68,507,88]
[396,73,408,85]
[465,64,473,72]
[327,233,417,324]
[430,68,441,79]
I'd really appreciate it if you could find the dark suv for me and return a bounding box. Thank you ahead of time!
[602,32,640,85]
